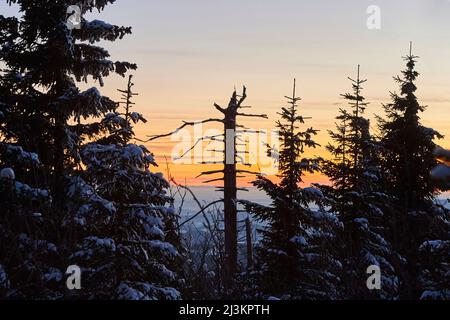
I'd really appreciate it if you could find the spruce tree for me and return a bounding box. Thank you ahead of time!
[77,75,182,299]
[0,103,55,298]
[243,80,342,299]
[378,45,450,299]
[419,151,450,300]
[0,0,183,299]
[418,227,450,300]
[0,11,59,298]
[320,66,399,299]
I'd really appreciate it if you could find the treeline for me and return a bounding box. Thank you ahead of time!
[0,0,449,300]
[240,56,449,300]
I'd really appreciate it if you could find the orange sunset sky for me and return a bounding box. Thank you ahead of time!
[3,0,449,187]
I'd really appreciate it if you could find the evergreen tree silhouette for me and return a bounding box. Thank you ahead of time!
[78,75,182,299]
[243,80,342,299]
[0,0,182,299]
[320,66,399,299]
[378,44,450,299]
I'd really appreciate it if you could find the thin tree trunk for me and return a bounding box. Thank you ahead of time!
[223,111,238,288]
[245,216,254,270]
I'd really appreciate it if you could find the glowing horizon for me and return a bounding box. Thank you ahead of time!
[2,0,449,187]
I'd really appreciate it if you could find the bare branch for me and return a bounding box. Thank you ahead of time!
[238,86,247,106]
[200,161,224,165]
[197,170,224,178]
[204,178,225,184]
[168,178,224,229]
[284,95,301,102]
[178,199,223,228]
[237,129,266,134]
[207,149,225,153]
[214,103,226,114]
[237,112,268,119]
[147,118,223,141]
[174,134,224,160]
[236,169,261,175]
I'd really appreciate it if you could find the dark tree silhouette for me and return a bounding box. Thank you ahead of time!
[1,1,449,299]
[319,66,400,299]
[78,75,182,299]
[378,44,450,299]
[149,87,267,289]
[242,80,342,299]
[0,0,182,299]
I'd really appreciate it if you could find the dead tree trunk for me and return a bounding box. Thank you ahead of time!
[224,107,238,279]
[148,86,267,290]
[117,74,139,144]
[245,216,254,270]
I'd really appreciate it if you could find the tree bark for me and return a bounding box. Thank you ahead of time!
[245,216,254,271]
[223,110,238,288]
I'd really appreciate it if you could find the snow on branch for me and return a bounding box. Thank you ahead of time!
[78,19,132,43]
[435,147,450,163]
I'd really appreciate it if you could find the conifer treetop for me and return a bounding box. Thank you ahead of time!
[341,65,369,117]
[276,79,319,190]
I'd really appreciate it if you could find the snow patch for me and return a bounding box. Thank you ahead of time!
[0,167,15,180]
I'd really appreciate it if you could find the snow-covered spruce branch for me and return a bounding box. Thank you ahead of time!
[435,147,450,163]
[432,147,450,187]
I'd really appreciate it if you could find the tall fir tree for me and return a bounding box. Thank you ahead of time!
[320,66,399,299]
[378,45,450,299]
[243,80,342,299]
